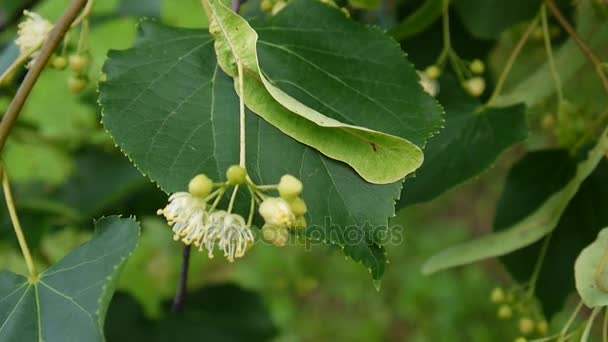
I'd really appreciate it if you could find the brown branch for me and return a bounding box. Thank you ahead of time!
[0,0,88,154]
[544,0,608,95]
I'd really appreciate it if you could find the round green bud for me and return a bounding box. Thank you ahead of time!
[424,65,441,79]
[68,54,89,73]
[464,77,486,97]
[470,59,485,74]
[261,0,273,12]
[514,337,527,342]
[536,320,548,336]
[226,165,247,185]
[490,287,505,303]
[262,224,289,247]
[67,76,88,94]
[542,114,556,131]
[519,317,535,336]
[497,305,512,320]
[188,174,213,198]
[289,197,307,217]
[51,56,67,70]
[278,174,303,199]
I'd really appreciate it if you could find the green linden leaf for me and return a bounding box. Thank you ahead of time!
[422,127,608,275]
[203,0,440,184]
[575,227,608,308]
[399,77,527,207]
[496,150,608,316]
[99,6,441,278]
[454,0,541,39]
[0,216,140,341]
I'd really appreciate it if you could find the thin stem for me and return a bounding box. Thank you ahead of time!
[602,308,608,342]
[558,300,584,342]
[486,16,539,106]
[227,185,239,213]
[255,184,278,190]
[2,167,37,279]
[171,245,191,313]
[527,234,552,298]
[246,187,255,226]
[237,62,246,168]
[203,187,224,202]
[209,187,226,212]
[541,5,564,104]
[581,307,601,342]
[545,0,608,96]
[0,0,88,154]
[441,0,451,51]
[70,0,94,28]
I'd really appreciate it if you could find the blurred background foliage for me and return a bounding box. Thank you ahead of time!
[1,0,606,340]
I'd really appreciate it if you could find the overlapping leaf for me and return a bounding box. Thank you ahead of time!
[0,216,140,342]
[100,1,442,278]
[422,127,608,275]
[203,0,440,184]
[575,227,608,308]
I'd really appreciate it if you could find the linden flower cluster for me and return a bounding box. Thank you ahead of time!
[157,165,306,262]
[489,287,549,341]
[15,11,53,65]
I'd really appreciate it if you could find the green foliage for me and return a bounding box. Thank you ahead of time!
[105,284,277,341]
[0,217,140,342]
[575,227,608,308]
[100,0,443,278]
[400,77,527,206]
[422,128,608,275]
[496,151,608,316]
[454,0,541,39]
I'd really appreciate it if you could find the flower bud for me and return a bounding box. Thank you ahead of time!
[424,65,441,79]
[68,54,89,73]
[226,165,247,185]
[261,0,273,12]
[259,197,295,226]
[188,174,213,198]
[278,174,303,199]
[289,197,307,217]
[464,77,485,97]
[262,224,289,247]
[470,59,485,74]
[519,317,535,336]
[497,305,512,319]
[514,337,527,342]
[490,287,505,303]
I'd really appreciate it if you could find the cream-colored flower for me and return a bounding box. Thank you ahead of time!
[15,11,53,56]
[417,71,439,97]
[200,211,254,262]
[259,197,296,226]
[157,192,207,243]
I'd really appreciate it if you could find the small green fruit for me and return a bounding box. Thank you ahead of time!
[67,76,88,94]
[51,56,67,70]
[470,59,485,74]
[424,65,441,79]
[68,54,89,73]
[188,174,213,198]
[278,174,303,199]
[490,287,505,303]
[464,77,485,97]
[519,317,535,336]
[537,320,548,336]
[497,305,512,319]
[261,0,273,12]
[226,165,247,185]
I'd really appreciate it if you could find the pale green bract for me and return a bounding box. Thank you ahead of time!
[0,217,140,342]
[422,127,608,275]
[575,227,608,307]
[203,0,424,184]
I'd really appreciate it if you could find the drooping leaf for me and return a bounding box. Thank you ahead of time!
[105,284,277,341]
[100,2,442,279]
[575,227,608,308]
[495,150,608,316]
[454,0,541,39]
[203,0,440,184]
[422,127,608,275]
[399,77,527,207]
[0,216,140,342]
